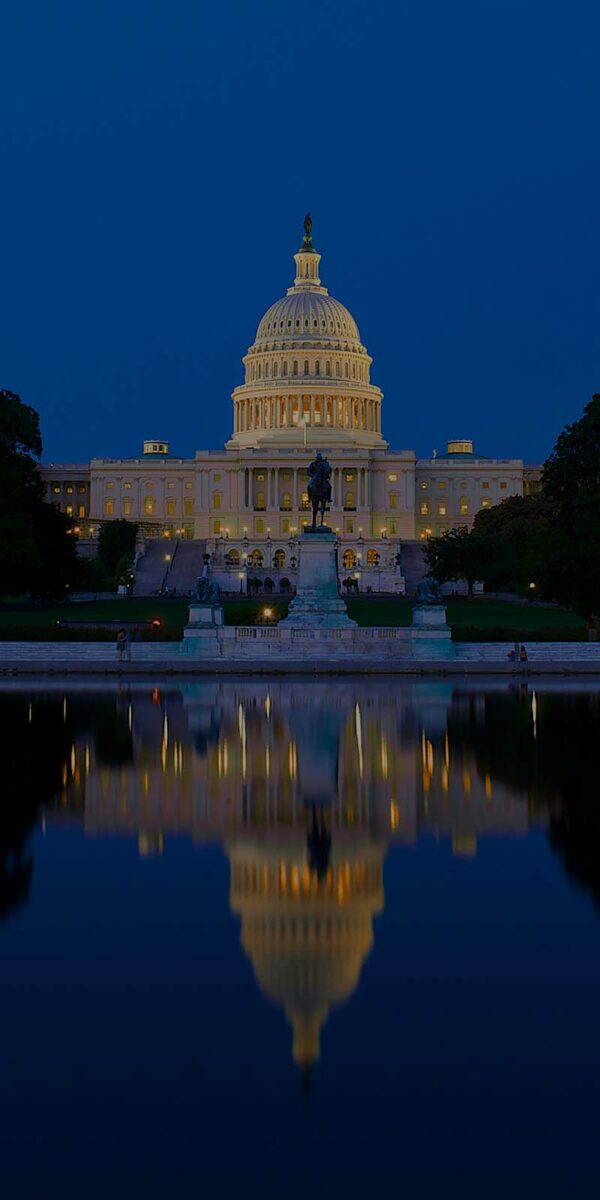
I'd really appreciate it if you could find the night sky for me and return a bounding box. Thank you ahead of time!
[1,0,598,465]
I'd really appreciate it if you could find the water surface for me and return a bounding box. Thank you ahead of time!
[2,679,600,1198]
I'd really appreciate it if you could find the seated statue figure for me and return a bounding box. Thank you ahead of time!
[194,576,222,605]
[415,576,443,605]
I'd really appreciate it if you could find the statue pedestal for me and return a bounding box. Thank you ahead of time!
[181,602,224,654]
[186,603,224,628]
[412,604,449,630]
[410,603,453,658]
[281,529,356,628]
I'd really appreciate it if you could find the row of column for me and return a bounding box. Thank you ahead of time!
[239,467,371,509]
[234,395,381,434]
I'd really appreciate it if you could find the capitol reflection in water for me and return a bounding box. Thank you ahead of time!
[2,680,599,1077]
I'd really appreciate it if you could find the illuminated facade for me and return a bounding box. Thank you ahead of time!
[41,222,540,590]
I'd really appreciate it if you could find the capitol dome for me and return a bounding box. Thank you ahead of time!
[227,217,386,451]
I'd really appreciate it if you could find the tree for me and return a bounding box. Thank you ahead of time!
[537,394,600,615]
[471,493,553,596]
[424,526,489,597]
[0,389,78,599]
[97,519,138,583]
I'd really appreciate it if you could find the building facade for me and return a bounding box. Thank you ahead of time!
[41,221,541,591]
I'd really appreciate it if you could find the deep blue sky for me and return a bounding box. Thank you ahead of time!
[1,0,598,464]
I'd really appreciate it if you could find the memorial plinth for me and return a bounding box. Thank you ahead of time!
[281,529,357,628]
[182,601,224,654]
[410,602,453,658]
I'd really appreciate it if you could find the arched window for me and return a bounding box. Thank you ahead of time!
[344,491,355,509]
[304,360,309,375]
[344,363,349,378]
[326,360,331,375]
[366,550,380,566]
[315,361,320,375]
[281,491,292,510]
[104,499,114,516]
[293,360,298,376]
[255,491,266,510]
[257,363,262,379]
[273,549,285,569]
[212,492,222,509]
[249,549,264,567]
[225,548,240,566]
[282,361,288,376]
[352,363,356,378]
[342,549,357,569]
[144,497,154,515]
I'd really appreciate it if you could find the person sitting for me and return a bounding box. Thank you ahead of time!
[507,648,516,662]
[519,644,528,662]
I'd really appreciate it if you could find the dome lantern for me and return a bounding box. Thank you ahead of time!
[292,212,323,290]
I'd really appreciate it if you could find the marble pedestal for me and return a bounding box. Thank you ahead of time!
[182,602,224,654]
[411,603,453,658]
[281,529,357,628]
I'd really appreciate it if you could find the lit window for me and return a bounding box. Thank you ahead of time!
[184,499,194,516]
[213,493,222,509]
[66,485,73,494]
[346,520,354,534]
[105,499,114,516]
[146,482,153,490]
[65,505,73,516]
[389,521,397,534]
[481,498,491,509]
[388,473,398,482]
[53,485,60,494]
[439,503,447,516]
[213,520,221,534]
[482,481,490,489]
[389,494,398,509]
[500,481,507,490]
[185,482,193,490]
[124,481,132,490]
[345,473,354,482]
[78,485,86,494]
[420,502,429,515]
[123,500,132,516]
[214,473,221,482]
[144,497,154,515]
[78,505,85,518]
[167,482,175,490]
[106,482,114,490]
[256,518,264,533]
[282,519,290,534]
[460,497,468,514]
[438,481,446,489]
[166,500,176,516]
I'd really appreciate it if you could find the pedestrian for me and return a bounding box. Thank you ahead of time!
[519,644,528,662]
[116,629,127,662]
[587,614,598,643]
[507,648,516,662]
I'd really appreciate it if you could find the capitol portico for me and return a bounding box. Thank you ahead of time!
[41,218,541,593]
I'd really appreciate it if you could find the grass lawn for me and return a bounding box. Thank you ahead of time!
[0,595,586,641]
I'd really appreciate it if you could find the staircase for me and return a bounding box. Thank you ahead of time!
[163,540,208,595]
[133,540,171,596]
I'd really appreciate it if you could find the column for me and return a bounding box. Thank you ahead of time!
[293,468,298,508]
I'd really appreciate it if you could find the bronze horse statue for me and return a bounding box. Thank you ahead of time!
[307,452,332,529]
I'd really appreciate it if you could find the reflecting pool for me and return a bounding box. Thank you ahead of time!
[2,679,600,1197]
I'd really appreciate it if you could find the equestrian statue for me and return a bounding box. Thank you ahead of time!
[307,451,332,529]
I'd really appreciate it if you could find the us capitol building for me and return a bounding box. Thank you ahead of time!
[42,218,540,593]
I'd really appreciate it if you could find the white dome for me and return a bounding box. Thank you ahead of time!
[255,290,362,350]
